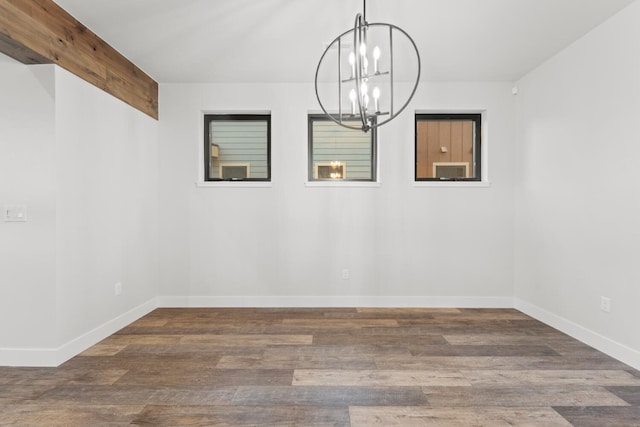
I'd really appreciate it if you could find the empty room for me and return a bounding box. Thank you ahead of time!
[1,0,640,425]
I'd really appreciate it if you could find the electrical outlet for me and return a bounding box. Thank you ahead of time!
[115,282,122,296]
[3,204,27,222]
[600,296,611,313]
[341,269,350,280]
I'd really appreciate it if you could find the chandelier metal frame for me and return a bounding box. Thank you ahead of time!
[314,0,421,132]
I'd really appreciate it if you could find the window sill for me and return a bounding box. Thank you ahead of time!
[413,181,491,188]
[196,181,273,188]
[305,181,381,188]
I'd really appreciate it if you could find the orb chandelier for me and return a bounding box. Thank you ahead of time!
[314,0,421,132]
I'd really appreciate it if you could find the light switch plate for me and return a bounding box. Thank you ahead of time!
[4,205,28,222]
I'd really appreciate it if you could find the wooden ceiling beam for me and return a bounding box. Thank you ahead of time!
[0,0,158,119]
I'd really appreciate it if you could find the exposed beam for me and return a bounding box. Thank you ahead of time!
[0,0,158,119]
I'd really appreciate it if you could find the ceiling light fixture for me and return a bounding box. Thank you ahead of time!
[315,0,421,133]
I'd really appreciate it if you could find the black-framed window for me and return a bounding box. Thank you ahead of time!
[308,115,377,182]
[415,113,481,181]
[204,114,271,181]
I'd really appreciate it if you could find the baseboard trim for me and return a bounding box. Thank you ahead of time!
[515,298,640,371]
[4,296,637,370]
[157,295,515,308]
[0,298,158,367]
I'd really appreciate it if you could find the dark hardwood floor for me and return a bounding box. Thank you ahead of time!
[1,308,639,426]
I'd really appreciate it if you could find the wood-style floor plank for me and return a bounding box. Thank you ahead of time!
[313,333,447,346]
[349,406,573,426]
[281,318,400,329]
[461,369,640,386]
[374,355,633,371]
[216,352,378,370]
[231,385,428,406]
[132,405,351,426]
[180,333,313,346]
[115,368,293,387]
[1,307,639,426]
[422,385,630,407]
[553,405,640,427]
[444,333,577,346]
[408,344,560,357]
[38,385,237,406]
[1,404,145,426]
[607,386,640,405]
[292,369,471,387]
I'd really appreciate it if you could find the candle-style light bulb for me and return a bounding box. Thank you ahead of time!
[359,42,367,57]
[348,52,355,78]
[373,46,381,74]
[373,87,380,112]
[360,82,368,111]
[362,57,369,76]
[349,89,357,115]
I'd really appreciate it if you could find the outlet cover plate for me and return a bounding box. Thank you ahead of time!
[4,205,27,222]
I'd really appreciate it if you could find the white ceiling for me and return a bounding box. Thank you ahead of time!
[54,0,635,83]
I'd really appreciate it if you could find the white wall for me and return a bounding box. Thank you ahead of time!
[3,0,639,369]
[515,1,640,366]
[158,81,516,305]
[54,67,159,346]
[0,57,57,349]
[0,54,159,365]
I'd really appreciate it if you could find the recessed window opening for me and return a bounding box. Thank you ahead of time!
[308,115,377,182]
[204,114,271,181]
[415,113,481,181]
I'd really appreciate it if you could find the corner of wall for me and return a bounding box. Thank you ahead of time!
[0,297,158,367]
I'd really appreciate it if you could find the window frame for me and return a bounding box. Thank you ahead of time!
[203,114,271,182]
[414,113,482,182]
[307,114,377,183]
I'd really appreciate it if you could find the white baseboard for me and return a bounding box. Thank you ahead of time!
[0,347,60,368]
[0,298,158,367]
[0,295,509,367]
[4,295,638,371]
[157,295,514,308]
[515,298,640,371]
